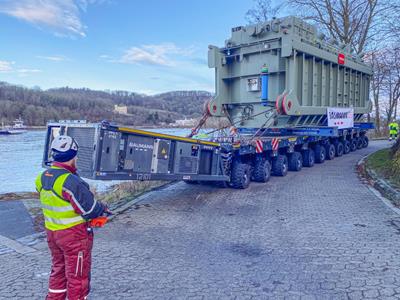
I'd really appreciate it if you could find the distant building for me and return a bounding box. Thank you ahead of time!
[173,118,197,127]
[114,105,128,115]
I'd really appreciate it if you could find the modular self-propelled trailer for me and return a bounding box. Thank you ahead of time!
[42,120,373,189]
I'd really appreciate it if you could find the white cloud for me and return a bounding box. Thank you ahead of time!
[119,43,195,67]
[17,68,42,73]
[16,68,42,77]
[16,69,42,77]
[0,60,14,72]
[37,55,69,61]
[0,60,42,76]
[0,0,104,37]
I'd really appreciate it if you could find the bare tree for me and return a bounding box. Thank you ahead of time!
[382,47,400,125]
[286,0,400,54]
[365,47,400,135]
[366,50,388,134]
[245,0,283,23]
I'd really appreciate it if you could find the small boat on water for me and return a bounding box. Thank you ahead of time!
[0,118,28,135]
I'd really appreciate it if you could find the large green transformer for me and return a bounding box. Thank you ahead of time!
[208,16,372,129]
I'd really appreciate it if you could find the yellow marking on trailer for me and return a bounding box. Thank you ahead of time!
[118,127,220,147]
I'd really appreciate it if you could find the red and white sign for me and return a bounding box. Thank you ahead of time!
[327,107,354,129]
[338,53,345,65]
[271,138,280,151]
[255,139,263,153]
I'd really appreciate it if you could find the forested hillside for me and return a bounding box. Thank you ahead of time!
[0,82,212,126]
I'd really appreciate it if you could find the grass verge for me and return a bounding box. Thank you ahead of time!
[366,148,400,188]
[94,180,170,209]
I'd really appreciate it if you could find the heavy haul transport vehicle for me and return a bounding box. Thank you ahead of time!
[42,16,374,189]
[207,16,372,129]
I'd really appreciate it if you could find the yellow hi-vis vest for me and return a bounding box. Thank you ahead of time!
[389,122,399,135]
[35,167,85,231]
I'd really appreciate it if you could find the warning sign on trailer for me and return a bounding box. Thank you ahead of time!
[327,107,354,129]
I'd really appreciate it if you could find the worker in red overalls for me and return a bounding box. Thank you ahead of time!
[35,135,110,300]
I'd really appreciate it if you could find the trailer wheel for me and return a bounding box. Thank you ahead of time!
[344,140,351,154]
[356,138,363,149]
[362,136,369,148]
[302,149,315,167]
[350,139,357,152]
[252,159,271,183]
[231,162,251,189]
[334,142,344,157]
[325,143,335,160]
[314,144,326,163]
[288,152,302,171]
[272,155,288,176]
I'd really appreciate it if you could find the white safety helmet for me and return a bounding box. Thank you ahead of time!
[51,135,79,162]
[51,135,78,152]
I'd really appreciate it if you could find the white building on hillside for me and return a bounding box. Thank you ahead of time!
[114,105,128,115]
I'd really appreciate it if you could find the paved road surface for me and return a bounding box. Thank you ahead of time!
[0,200,35,239]
[1,140,400,299]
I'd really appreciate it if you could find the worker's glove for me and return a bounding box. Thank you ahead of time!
[89,216,108,228]
[89,204,112,228]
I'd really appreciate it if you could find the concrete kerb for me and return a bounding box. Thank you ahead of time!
[357,151,400,216]
[0,234,37,254]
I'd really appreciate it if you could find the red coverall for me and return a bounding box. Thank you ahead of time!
[47,224,93,300]
[38,162,106,300]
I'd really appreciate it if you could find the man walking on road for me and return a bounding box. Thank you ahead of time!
[35,135,109,300]
[389,121,399,141]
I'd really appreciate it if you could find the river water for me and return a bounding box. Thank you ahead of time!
[0,128,192,194]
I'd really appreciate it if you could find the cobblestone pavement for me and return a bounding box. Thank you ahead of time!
[1,140,400,299]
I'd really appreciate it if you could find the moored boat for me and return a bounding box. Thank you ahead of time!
[0,118,28,135]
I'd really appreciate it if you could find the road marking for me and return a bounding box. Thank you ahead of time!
[0,234,37,254]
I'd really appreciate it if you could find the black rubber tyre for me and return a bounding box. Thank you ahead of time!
[343,140,351,154]
[362,136,369,148]
[231,162,251,189]
[314,144,326,164]
[325,143,335,160]
[356,138,363,149]
[288,152,303,171]
[334,142,344,157]
[272,155,288,176]
[252,159,271,183]
[350,139,357,152]
[302,149,315,167]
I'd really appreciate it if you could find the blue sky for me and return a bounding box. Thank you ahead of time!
[0,0,256,94]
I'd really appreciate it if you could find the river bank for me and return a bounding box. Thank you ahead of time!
[0,192,38,201]
[0,127,192,197]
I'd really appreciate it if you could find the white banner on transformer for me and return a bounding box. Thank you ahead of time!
[327,107,354,129]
